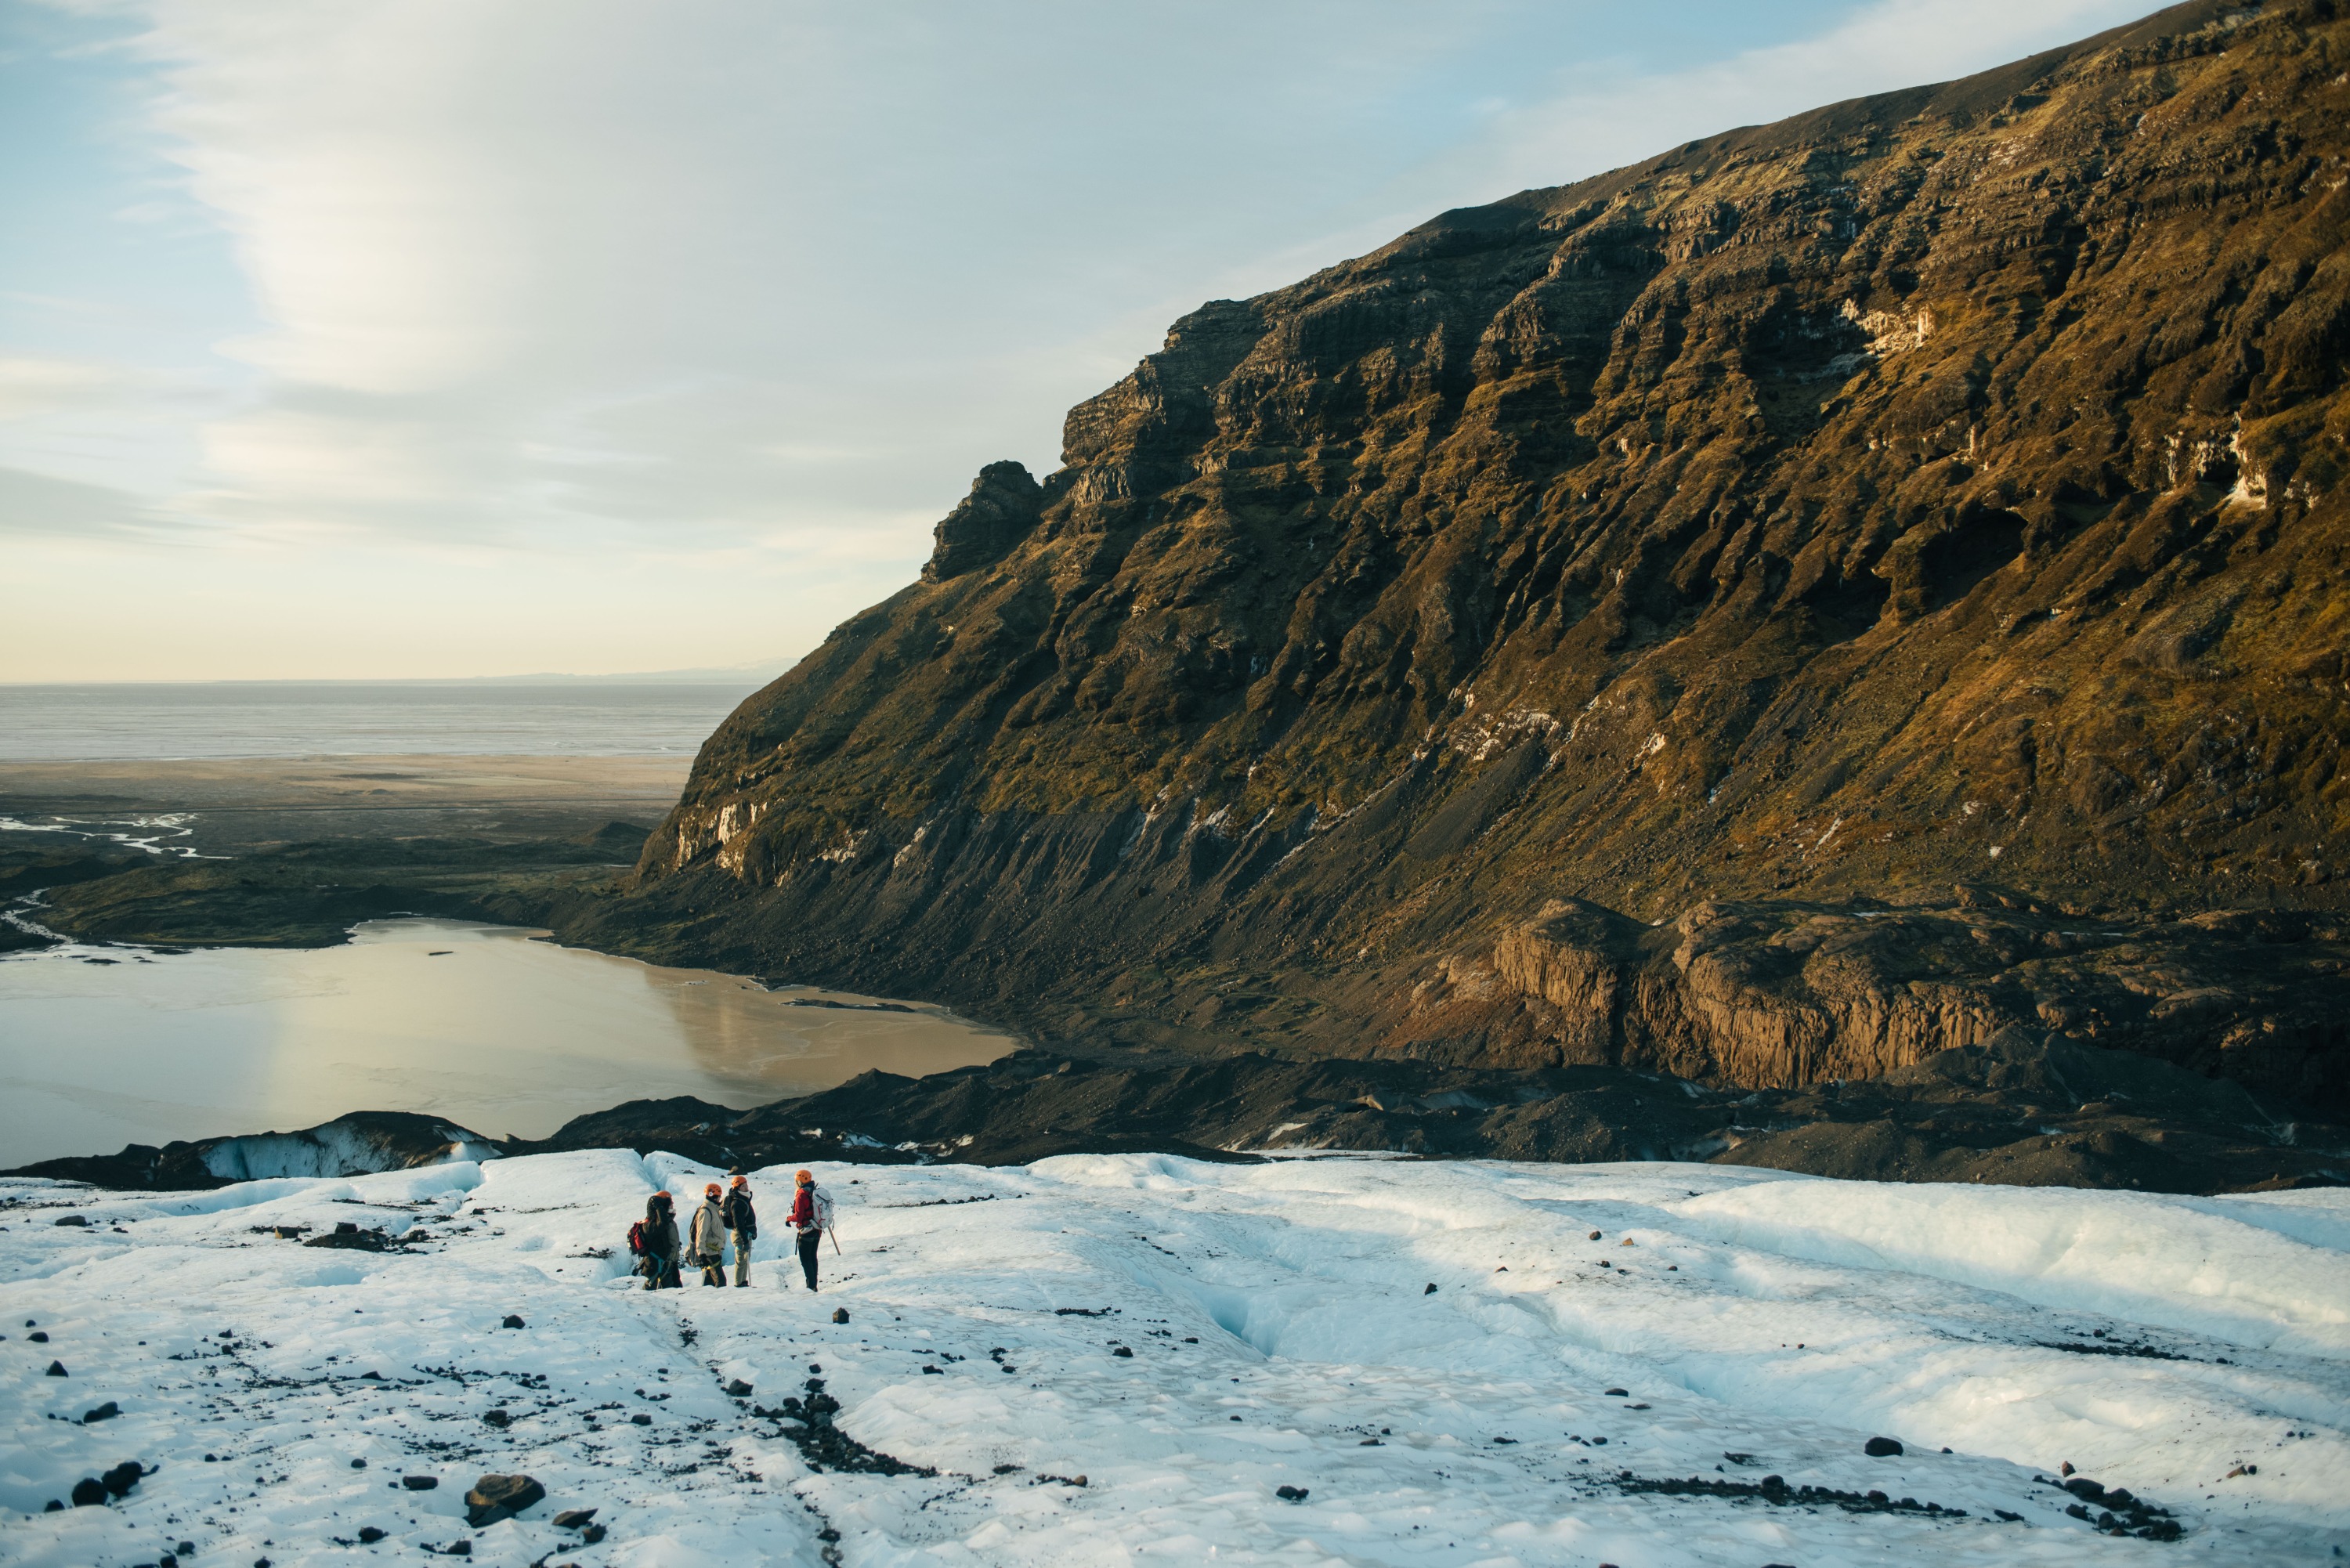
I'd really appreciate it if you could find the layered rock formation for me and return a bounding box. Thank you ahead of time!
[583,0,2350,1119]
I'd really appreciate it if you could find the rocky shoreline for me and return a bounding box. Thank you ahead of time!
[16,1028,2345,1198]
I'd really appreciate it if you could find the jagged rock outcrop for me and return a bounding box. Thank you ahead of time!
[1390,894,2348,1111]
[578,0,2350,1118]
[922,461,1045,582]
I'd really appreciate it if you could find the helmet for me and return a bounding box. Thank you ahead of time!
[795,1169,813,1183]
[730,1175,748,1187]
[652,1190,671,1199]
[705,1182,721,1196]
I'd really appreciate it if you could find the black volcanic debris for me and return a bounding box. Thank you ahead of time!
[30,1024,2334,1194]
[565,0,2350,1149]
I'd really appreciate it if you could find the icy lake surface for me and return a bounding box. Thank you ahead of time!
[0,919,1013,1164]
[2,1154,2344,1566]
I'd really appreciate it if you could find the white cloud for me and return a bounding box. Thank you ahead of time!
[0,355,128,418]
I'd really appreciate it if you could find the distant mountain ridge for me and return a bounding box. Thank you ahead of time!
[574,0,2350,1122]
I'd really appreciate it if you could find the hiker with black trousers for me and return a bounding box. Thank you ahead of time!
[690,1182,729,1287]
[637,1190,682,1290]
[721,1173,757,1288]
[788,1168,831,1292]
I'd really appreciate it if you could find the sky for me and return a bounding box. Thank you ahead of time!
[0,0,2171,682]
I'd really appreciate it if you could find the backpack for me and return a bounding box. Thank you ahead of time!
[627,1219,647,1257]
[812,1190,836,1234]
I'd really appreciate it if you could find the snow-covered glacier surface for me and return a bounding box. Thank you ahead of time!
[3,1153,2345,1566]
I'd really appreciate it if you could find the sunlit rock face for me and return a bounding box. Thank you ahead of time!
[599,0,2350,1114]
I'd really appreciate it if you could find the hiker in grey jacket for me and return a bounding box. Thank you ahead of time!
[689,1183,728,1288]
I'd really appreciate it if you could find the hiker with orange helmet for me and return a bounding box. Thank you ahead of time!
[786,1169,833,1292]
[689,1181,729,1287]
[721,1172,757,1288]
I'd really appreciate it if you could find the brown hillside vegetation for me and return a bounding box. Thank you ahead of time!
[577,0,2350,1131]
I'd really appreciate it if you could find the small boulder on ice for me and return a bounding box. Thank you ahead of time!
[45,1360,67,1377]
[833,1307,850,1324]
[70,1477,107,1507]
[465,1472,546,1527]
[102,1461,143,1496]
[400,1475,439,1491]
[1865,1436,1905,1458]
[483,1407,511,1428]
[1275,1485,1309,1502]
[725,1378,754,1396]
[553,1508,598,1530]
[27,1331,48,1342]
[357,1527,385,1544]
[1423,1283,1437,1295]
[501,1314,526,1329]
[81,1401,119,1423]
[54,1214,89,1227]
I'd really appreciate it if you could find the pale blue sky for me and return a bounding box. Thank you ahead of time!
[1,0,2167,681]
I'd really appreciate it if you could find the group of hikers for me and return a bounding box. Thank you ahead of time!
[629,1168,834,1291]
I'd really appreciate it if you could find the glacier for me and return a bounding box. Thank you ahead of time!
[2,1151,2344,1565]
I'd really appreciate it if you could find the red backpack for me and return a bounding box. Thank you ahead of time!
[626,1219,648,1256]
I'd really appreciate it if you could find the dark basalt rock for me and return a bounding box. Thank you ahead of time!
[464,1472,544,1528]
[923,461,1046,583]
[564,0,2350,1152]
[1864,1436,1904,1457]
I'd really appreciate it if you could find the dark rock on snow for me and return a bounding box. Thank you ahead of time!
[1865,1436,1905,1458]
[464,1472,545,1528]
[401,1475,439,1491]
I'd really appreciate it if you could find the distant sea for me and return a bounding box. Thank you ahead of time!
[0,681,761,761]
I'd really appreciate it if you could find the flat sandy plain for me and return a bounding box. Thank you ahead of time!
[0,753,692,851]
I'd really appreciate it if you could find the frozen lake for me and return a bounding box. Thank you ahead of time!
[0,918,1014,1165]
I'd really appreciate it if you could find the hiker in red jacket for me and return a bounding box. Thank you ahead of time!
[786,1169,831,1292]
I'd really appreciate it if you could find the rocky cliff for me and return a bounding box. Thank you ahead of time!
[581,0,2350,1119]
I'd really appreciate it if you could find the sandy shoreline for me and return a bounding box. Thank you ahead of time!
[0,753,693,815]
